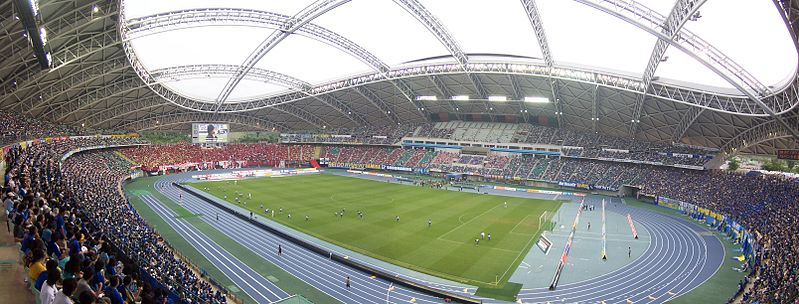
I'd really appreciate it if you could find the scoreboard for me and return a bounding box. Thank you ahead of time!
[777,149,799,160]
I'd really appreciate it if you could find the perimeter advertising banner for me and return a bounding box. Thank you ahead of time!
[192,123,229,143]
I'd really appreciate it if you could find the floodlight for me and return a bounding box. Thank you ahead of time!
[39,27,46,44]
[416,95,437,101]
[452,95,469,101]
[28,0,38,16]
[488,95,507,102]
[524,97,550,103]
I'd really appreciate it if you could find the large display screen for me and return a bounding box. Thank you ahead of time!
[777,149,799,160]
[192,123,229,143]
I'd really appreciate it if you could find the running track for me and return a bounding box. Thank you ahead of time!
[140,171,724,303]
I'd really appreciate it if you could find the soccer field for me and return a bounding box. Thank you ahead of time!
[190,173,561,287]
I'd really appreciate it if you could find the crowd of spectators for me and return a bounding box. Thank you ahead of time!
[390,122,717,166]
[4,131,796,303]
[0,113,125,147]
[120,143,317,171]
[4,137,226,303]
[281,124,417,145]
[637,168,799,303]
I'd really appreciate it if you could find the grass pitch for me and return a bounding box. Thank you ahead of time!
[190,173,561,288]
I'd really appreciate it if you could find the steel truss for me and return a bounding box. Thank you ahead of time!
[508,75,535,123]
[23,58,129,114]
[630,0,707,136]
[212,0,351,113]
[520,0,564,126]
[672,106,705,142]
[428,75,461,120]
[122,8,390,73]
[46,74,144,122]
[352,86,400,124]
[720,114,798,156]
[393,0,492,119]
[573,0,799,141]
[1,8,120,103]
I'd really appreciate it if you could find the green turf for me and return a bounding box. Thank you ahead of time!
[624,199,746,303]
[474,282,523,302]
[126,177,341,304]
[190,173,562,288]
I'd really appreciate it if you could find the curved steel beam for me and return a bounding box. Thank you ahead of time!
[82,93,322,131]
[150,64,311,92]
[273,103,327,129]
[45,75,145,121]
[573,0,799,141]
[352,86,399,124]
[1,29,121,102]
[122,8,390,73]
[7,50,126,112]
[508,75,530,123]
[0,1,116,73]
[84,95,168,128]
[212,0,351,112]
[520,0,564,126]
[393,0,492,116]
[118,61,793,115]
[148,64,331,127]
[119,111,285,132]
[720,114,798,157]
[429,75,461,120]
[672,106,705,142]
[24,58,129,114]
[520,0,553,66]
[630,0,707,136]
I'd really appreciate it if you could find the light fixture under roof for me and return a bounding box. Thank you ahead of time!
[415,95,437,101]
[524,97,550,103]
[488,95,507,102]
[452,95,469,101]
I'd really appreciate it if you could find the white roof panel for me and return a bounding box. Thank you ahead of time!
[161,78,226,103]
[419,0,542,59]
[129,26,273,71]
[537,0,658,73]
[681,0,797,88]
[654,47,735,90]
[227,80,292,102]
[313,0,451,66]
[254,34,373,85]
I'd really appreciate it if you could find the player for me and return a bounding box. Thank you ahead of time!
[475,238,479,246]
[288,213,292,219]
[487,233,491,241]
[395,216,400,222]
[504,201,507,208]
[428,219,432,228]
[305,215,309,222]
[481,231,485,240]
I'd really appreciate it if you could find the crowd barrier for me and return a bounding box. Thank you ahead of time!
[173,183,482,304]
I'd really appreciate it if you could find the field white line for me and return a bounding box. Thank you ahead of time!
[437,203,504,241]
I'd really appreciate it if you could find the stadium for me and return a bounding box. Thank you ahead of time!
[1,0,798,303]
